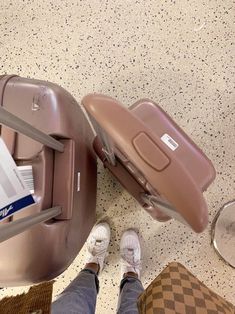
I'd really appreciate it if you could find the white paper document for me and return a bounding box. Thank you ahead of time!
[0,137,35,221]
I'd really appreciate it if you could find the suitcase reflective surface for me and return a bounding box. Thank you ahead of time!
[82,94,216,233]
[0,75,97,286]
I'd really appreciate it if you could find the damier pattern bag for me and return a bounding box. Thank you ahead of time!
[138,262,235,314]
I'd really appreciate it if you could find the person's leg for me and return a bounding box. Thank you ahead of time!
[117,230,144,314]
[51,265,99,314]
[51,222,111,314]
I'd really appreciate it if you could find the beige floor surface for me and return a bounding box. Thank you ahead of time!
[0,0,234,313]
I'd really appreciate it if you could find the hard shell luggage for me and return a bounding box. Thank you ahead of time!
[0,75,97,286]
[82,94,216,233]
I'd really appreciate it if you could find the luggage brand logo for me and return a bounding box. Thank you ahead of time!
[0,205,13,218]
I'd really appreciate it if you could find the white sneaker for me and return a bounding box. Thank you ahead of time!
[120,229,141,279]
[86,222,111,273]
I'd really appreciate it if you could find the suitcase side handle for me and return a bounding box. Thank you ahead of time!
[0,107,64,153]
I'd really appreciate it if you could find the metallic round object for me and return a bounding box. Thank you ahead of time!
[212,201,235,268]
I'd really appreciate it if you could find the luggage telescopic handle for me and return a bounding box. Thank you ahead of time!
[88,114,116,166]
[0,109,64,242]
[0,206,62,243]
[0,107,64,153]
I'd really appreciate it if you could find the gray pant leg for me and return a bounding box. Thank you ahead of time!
[117,276,144,314]
[51,269,99,314]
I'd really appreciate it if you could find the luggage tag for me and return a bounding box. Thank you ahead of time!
[0,137,35,221]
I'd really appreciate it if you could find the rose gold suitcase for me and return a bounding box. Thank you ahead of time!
[0,75,97,286]
[82,94,216,233]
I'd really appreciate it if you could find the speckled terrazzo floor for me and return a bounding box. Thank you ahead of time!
[0,0,235,313]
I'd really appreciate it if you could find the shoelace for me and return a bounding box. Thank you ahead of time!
[121,248,141,270]
[88,237,108,258]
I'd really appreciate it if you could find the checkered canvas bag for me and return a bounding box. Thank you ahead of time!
[138,262,235,314]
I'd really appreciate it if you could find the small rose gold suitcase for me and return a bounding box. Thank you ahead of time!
[0,75,97,286]
[82,94,216,233]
